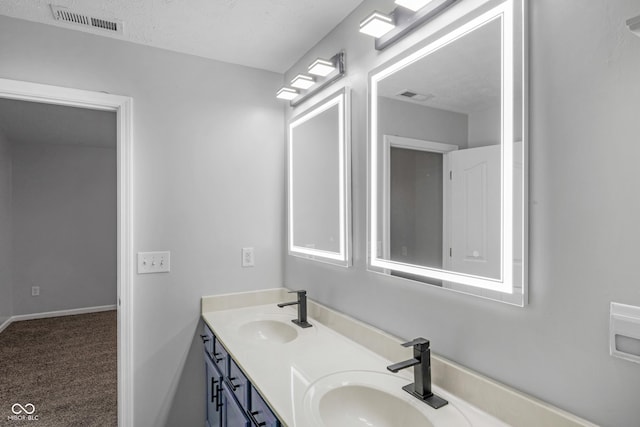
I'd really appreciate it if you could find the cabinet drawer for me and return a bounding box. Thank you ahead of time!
[227,358,249,408]
[249,386,279,427]
[212,338,228,376]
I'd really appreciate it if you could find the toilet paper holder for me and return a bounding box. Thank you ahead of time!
[610,302,640,364]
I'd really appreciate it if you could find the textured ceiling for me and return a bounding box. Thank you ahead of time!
[378,17,501,114]
[0,0,364,73]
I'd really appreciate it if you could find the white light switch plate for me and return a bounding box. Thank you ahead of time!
[137,251,171,274]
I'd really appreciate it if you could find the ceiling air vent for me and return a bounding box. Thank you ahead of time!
[397,90,434,103]
[50,5,124,35]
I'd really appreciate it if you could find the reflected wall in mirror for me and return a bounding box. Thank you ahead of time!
[368,0,527,304]
[288,88,351,266]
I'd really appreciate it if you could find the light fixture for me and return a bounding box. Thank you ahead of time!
[395,0,434,12]
[308,58,336,77]
[359,11,395,38]
[291,74,315,90]
[360,0,459,50]
[276,87,298,101]
[278,52,346,107]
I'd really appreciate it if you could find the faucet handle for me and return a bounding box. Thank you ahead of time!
[287,290,307,296]
[402,337,430,350]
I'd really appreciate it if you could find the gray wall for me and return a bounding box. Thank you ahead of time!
[11,141,116,315]
[0,131,12,326]
[284,1,640,426]
[379,97,468,145]
[468,104,500,147]
[0,15,284,427]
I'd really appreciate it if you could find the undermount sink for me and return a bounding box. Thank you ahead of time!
[301,371,471,427]
[238,319,298,343]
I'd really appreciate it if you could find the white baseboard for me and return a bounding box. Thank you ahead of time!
[0,317,12,334]
[0,304,117,333]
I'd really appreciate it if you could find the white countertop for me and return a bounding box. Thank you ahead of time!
[202,301,509,427]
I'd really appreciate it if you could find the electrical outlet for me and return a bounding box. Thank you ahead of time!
[137,251,171,274]
[31,286,40,296]
[242,247,255,267]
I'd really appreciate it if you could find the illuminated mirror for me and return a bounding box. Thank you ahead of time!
[288,89,351,266]
[368,0,527,304]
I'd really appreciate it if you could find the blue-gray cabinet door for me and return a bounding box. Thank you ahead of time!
[205,355,222,427]
[249,386,280,427]
[222,382,249,427]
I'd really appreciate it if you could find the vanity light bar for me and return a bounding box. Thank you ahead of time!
[359,11,396,38]
[286,52,346,108]
[395,0,434,12]
[308,58,336,77]
[291,74,316,90]
[360,0,460,50]
[276,53,346,105]
[276,87,299,101]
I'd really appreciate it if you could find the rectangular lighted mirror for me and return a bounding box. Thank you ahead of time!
[368,0,527,304]
[288,88,351,266]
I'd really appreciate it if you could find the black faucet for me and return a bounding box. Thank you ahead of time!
[387,337,448,409]
[277,290,312,328]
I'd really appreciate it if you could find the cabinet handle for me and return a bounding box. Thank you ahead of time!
[210,378,218,403]
[215,384,223,411]
[228,377,240,391]
[214,352,223,363]
[249,410,266,426]
[200,334,210,343]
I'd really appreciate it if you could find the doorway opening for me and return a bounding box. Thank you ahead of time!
[0,78,133,426]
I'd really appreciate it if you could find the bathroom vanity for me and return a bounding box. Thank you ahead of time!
[201,289,594,427]
[202,320,280,427]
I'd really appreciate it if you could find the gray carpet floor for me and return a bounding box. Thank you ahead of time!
[0,311,117,426]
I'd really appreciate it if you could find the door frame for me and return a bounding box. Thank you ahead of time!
[0,78,133,426]
[381,135,458,264]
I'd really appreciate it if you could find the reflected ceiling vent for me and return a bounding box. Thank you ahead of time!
[50,5,124,35]
[396,90,434,102]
